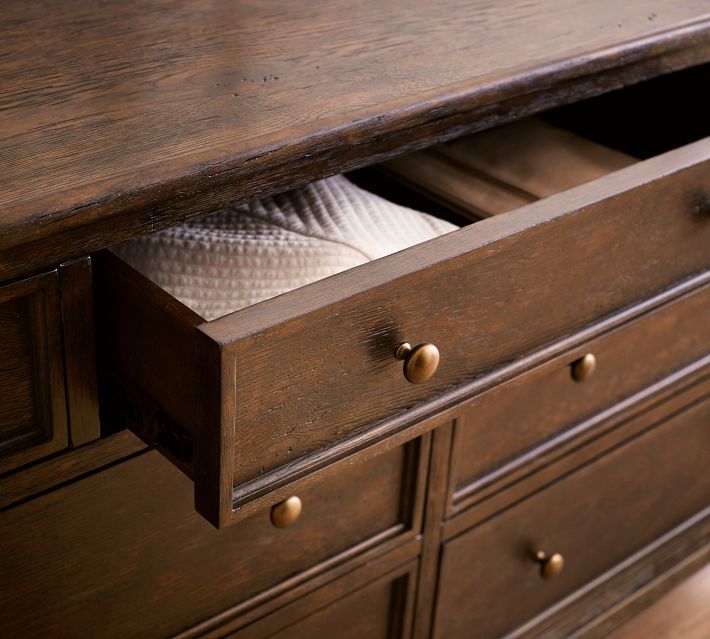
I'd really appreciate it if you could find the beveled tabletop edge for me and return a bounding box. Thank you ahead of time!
[1,15,709,282]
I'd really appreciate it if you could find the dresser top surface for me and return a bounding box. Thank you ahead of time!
[1,0,708,277]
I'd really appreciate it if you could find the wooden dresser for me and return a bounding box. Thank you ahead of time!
[1,1,708,637]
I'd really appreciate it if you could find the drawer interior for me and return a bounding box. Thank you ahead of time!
[95,65,710,527]
[378,63,709,222]
[106,65,707,325]
[375,116,638,222]
[106,64,708,325]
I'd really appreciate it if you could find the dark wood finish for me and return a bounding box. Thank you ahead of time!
[412,421,455,639]
[1,1,708,281]
[227,559,418,639]
[0,430,145,511]
[0,436,425,639]
[514,511,710,638]
[178,541,421,639]
[2,11,709,636]
[444,363,710,538]
[599,555,710,639]
[59,258,101,447]
[433,394,710,639]
[0,271,68,474]
[383,117,636,219]
[97,137,710,526]
[450,278,710,503]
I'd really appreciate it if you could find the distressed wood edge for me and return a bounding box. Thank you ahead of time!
[1,22,709,282]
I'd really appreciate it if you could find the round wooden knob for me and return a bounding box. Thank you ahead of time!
[270,496,302,528]
[536,550,565,579]
[571,353,596,382]
[395,342,440,384]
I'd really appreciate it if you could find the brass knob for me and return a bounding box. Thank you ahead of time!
[571,353,596,382]
[536,550,565,579]
[395,342,440,384]
[270,496,302,528]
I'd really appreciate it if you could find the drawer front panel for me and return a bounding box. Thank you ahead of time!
[0,438,422,639]
[214,140,710,513]
[97,138,709,526]
[0,271,67,474]
[433,394,710,639]
[228,559,417,639]
[451,280,710,499]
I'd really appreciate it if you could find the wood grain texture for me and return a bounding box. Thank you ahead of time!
[96,138,710,524]
[451,279,710,498]
[0,430,145,511]
[0,271,68,474]
[412,421,455,639]
[0,0,708,280]
[59,258,101,447]
[383,117,636,218]
[223,558,418,639]
[514,511,710,638]
[229,560,417,639]
[444,362,710,537]
[433,395,710,638]
[177,541,421,639]
[0,437,422,639]
[606,562,710,639]
[216,140,710,502]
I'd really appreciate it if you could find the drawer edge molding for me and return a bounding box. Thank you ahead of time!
[230,276,710,511]
[511,508,710,639]
[97,137,710,527]
[445,363,710,537]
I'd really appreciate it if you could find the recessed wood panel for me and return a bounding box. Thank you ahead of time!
[228,559,418,639]
[450,279,710,503]
[0,437,425,638]
[0,271,68,474]
[433,395,710,639]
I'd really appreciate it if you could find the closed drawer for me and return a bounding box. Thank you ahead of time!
[0,271,68,473]
[96,126,710,526]
[0,435,425,639]
[450,279,710,506]
[433,390,710,639]
[225,557,418,639]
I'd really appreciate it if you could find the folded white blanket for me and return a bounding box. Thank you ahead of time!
[113,175,457,320]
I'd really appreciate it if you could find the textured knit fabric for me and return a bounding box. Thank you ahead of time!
[113,175,457,320]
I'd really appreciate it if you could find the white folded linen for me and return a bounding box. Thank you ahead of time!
[113,174,457,320]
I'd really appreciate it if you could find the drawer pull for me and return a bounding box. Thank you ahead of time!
[535,550,565,579]
[395,342,440,384]
[571,352,597,382]
[270,496,302,528]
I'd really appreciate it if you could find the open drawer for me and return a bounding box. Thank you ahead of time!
[95,80,710,527]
